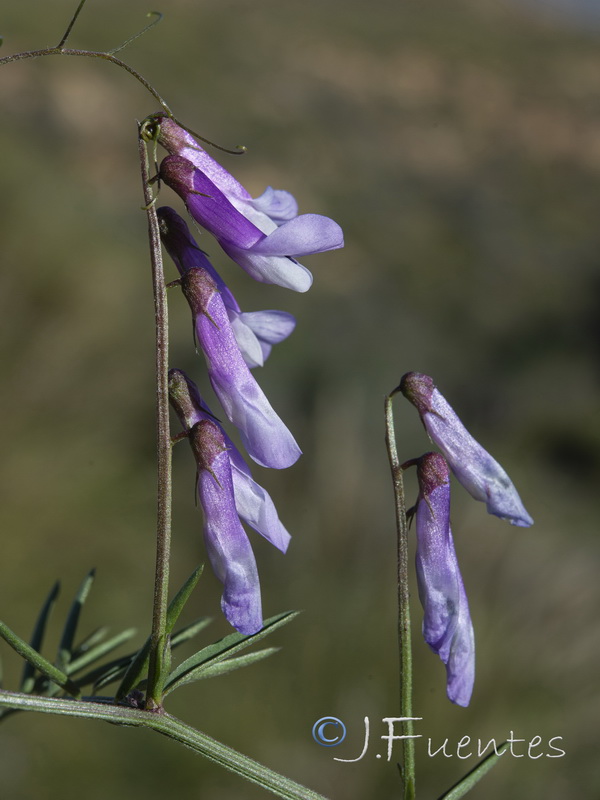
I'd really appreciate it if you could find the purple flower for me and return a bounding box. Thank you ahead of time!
[400,372,533,527]
[154,115,299,227]
[188,418,263,635]
[179,266,301,469]
[158,206,296,368]
[169,368,291,553]
[415,453,475,707]
[157,145,343,292]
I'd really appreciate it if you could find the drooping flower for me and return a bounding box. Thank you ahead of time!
[415,453,475,707]
[188,418,263,635]
[152,114,299,228]
[169,368,291,553]
[400,372,533,527]
[158,206,296,368]
[151,119,343,292]
[179,266,301,469]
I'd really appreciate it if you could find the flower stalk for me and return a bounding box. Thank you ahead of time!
[139,129,173,709]
[384,390,416,800]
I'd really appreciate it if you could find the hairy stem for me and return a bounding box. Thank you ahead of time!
[385,392,416,800]
[0,691,331,800]
[139,131,172,709]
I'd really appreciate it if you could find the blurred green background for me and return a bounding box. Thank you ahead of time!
[1,0,599,797]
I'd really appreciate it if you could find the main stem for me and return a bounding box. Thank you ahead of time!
[384,393,416,800]
[139,132,172,709]
[0,691,332,800]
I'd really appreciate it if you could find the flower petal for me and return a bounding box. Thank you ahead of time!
[160,155,263,249]
[248,214,344,256]
[230,462,291,553]
[229,314,265,368]
[169,369,292,554]
[181,269,302,469]
[400,372,533,527]
[239,310,297,344]
[415,453,475,707]
[250,187,299,223]
[193,424,263,635]
[220,243,314,291]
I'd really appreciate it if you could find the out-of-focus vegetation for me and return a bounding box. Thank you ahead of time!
[1,1,599,798]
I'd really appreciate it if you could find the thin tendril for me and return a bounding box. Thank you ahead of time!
[57,0,88,49]
[0,48,175,119]
[141,112,246,157]
[0,42,242,159]
[107,12,164,56]
[176,119,247,155]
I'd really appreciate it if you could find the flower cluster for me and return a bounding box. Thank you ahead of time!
[144,115,343,634]
[399,372,533,706]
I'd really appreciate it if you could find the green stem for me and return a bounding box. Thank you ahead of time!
[0,691,330,800]
[385,392,416,800]
[139,131,172,709]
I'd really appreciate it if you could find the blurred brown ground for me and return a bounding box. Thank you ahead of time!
[0,1,599,798]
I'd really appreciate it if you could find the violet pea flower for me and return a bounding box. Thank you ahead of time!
[415,453,475,707]
[153,114,299,228]
[189,418,263,635]
[158,206,296,368]
[179,266,301,469]
[159,154,343,292]
[169,368,291,553]
[400,372,533,527]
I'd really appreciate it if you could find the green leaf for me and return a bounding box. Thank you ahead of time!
[437,742,508,800]
[55,570,95,675]
[92,660,133,692]
[20,580,60,693]
[164,610,299,693]
[0,621,80,698]
[164,647,279,694]
[113,639,150,700]
[80,618,211,696]
[115,568,204,701]
[87,658,134,693]
[71,626,109,659]
[166,566,203,634]
[67,628,137,675]
[169,617,212,647]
